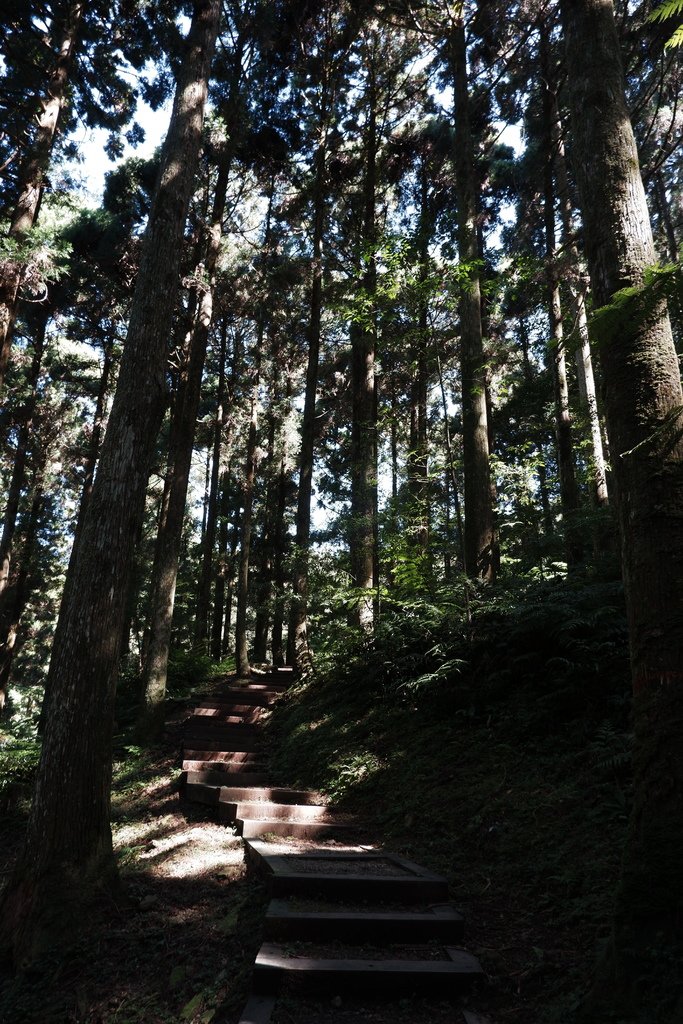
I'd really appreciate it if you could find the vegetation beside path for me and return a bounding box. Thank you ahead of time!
[0,575,645,1022]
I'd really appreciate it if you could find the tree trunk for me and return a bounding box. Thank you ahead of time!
[539,24,583,568]
[290,112,328,673]
[211,470,231,661]
[140,129,236,734]
[0,0,220,967]
[0,477,44,713]
[437,352,465,569]
[235,336,262,677]
[561,0,683,1012]
[653,169,679,263]
[408,156,430,550]
[0,1,84,392]
[195,320,228,649]
[450,16,495,581]
[349,37,378,633]
[0,320,46,602]
[553,94,609,508]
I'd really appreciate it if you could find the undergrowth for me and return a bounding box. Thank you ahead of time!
[267,574,635,1023]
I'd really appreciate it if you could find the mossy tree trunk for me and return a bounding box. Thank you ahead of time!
[561,0,683,1014]
[0,0,220,967]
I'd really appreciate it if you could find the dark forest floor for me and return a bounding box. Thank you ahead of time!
[0,648,632,1024]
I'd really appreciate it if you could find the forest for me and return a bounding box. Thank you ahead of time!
[0,0,682,1021]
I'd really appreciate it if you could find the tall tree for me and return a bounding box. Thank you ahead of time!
[560,0,683,1014]
[349,25,380,633]
[0,0,221,964]
[449,9,496,581]
[0,0,84,392]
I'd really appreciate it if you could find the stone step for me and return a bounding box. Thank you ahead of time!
[253,942,483,996]
[219,786,325,806]
[220,800,332,824]
[263,900,465,944]
[236,818,361,841]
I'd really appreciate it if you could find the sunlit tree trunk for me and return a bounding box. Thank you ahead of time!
[561,1,683,1011]
[0,0,220,965]
[0,0,84,393]
[449,14,495,581]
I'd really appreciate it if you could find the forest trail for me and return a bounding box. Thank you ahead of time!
[180,671,490,1024]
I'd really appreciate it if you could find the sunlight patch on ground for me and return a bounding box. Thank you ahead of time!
[138,823,244,879]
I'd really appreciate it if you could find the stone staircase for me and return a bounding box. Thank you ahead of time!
[180,670,490,1024]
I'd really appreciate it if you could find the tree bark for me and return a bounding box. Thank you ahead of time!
[140,130,236,735]
[0,0,220,966]
[407,156,430,550]
[234,337,262,676]
[561,0,683,1011]
[0,320,46,602]
[0,0,84,392]
[450,16,495,581]
[539,23,583,568]
[349,34,378,632]
[195,320,228,649]
[290,107,328,673]
[553,98,609,508]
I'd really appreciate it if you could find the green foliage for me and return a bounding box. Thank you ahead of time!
[590,261,683,349]
[648,0,683,47]
[0,739,40,810]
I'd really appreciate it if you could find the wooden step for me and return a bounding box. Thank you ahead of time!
[182,752,264,770]
[236,992,277,1024]
[264,900,465,943]
[236,818,361,841]
[182,734,263,753]
[250,849,450,903]
[184,720,262,737]
[202,690,278,706]
[191,709,261,723]
[219,786,325,806]
[220,800,332,824]
[253,942,483,996]
[184,769,270,787]
[183,780,220,807]
[183,769,270,789]
[181,749,264,765]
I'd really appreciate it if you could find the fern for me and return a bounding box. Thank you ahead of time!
[648,0,683,46]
